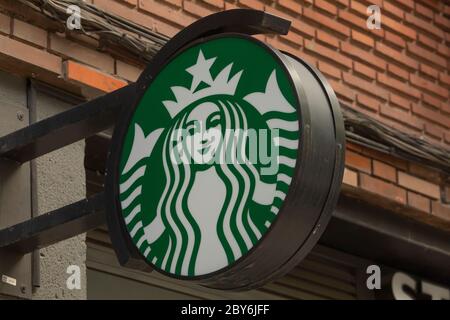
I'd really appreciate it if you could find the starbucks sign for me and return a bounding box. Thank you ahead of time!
[107,31,344,290]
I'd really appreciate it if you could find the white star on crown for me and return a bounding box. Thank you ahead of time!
[186,50,216,91]
[163,50,243,118]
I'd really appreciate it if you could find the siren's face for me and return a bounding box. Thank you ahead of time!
[115,36,303,281]
[183,102,222,168]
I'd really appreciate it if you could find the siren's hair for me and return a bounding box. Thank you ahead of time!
[157,98,260,276]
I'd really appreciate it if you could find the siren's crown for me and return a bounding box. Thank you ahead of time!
[163,50,243,118]
[162,49,296,119]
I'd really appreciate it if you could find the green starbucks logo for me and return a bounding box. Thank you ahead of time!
[118,37,299,277]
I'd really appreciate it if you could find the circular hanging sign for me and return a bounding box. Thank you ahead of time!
[106,34,345,290]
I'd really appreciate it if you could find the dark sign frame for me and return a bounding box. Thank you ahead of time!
[105,9,345,290]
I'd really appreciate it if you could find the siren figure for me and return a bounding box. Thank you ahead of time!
[119,49,298,276]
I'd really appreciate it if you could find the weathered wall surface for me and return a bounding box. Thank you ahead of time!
[31,92,87,300]
[0,71,32,299]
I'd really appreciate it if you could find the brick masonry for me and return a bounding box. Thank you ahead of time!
[0,0,449,224]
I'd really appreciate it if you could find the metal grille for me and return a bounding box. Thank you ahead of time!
[86,234,361,300]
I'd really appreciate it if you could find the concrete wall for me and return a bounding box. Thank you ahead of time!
[31,90,87,300]
[0,70,87,300]
[0,71,32,299]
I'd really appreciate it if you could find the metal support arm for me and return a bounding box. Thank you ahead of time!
[0,85,135,164]
[0,193,106,253]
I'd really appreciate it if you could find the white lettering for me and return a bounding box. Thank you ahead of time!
[66,5,82,30]
[367,5,382,30]
[366,264,381,290]
[66,265,81,290]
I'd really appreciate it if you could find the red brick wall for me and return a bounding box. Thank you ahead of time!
[0,0,449,224]
[343,142,449,223]
[89,0,450,147]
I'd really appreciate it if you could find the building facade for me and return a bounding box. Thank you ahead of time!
[0,0,449,299]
